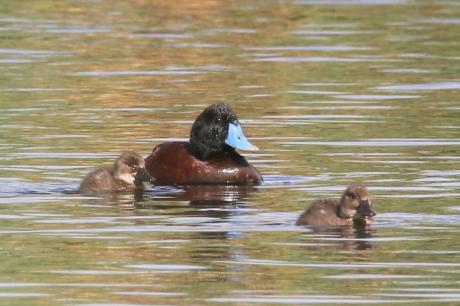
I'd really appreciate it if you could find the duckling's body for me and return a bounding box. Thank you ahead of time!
[145,103,262,186]
[79,152,154,195]
[297,185,376,227]
[297,198,353,226]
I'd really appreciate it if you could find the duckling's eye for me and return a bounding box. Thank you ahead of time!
[346,191,356,199]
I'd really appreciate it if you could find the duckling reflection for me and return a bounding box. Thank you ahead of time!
[79,152,154,195]
[297,184,376,227]
[301,225,375,250]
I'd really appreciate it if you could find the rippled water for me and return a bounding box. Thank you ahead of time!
[1,0,460,305]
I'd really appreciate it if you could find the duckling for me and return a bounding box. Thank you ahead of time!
[296,185,376,227]
[79,152,154,195]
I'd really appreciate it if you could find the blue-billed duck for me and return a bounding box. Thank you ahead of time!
[296,185,376,227]
[79,152,154,194]
[145,103,262,185]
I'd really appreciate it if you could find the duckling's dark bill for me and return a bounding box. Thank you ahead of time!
[225,123,259,151]
[357,199,376,217]
[134,168,155,185]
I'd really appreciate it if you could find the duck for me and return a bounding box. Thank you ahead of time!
[79,152,155,194]
[145,103,263,185]
[296,184,376,227]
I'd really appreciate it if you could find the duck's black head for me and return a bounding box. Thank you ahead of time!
[189,103,258,160]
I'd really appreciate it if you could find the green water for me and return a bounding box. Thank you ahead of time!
[1,0,460,305]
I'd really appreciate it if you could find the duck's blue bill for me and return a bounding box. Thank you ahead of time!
[225,123,259,151]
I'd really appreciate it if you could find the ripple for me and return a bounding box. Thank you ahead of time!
[126,264,206,271]
[0,282,148,288]
[375,81,460,91]
[381,68,434,74]
[0,196,78,204]
[10,152,115,159]
[378,293,460,300]
[378,213,460,225]
[113,291,187,297]
[245,45,373,51]
[216,259,460,269]
[0,293,49,297]
[35,217,119,224]
[418,18,460,25]
[47,28,109,33]
[72,301,144,306]
[334,94,419,100]
[324,274,425,279]
[168,42,224,48]
[310,236,428,242]
[212,28,257,34]
[293,0,407,4]
[49,270,140,275]
[0,59,33,63]
[130,33,192,39]
[71,70,202,77]
[0,48,70,56]
[0,214,34,220]
[71,65,229,77]
[76,304,147,306]
[287,90,348,95]
[280,139,460,146]
[265,114,368,119]
[292,30,376,35]
[207,295,409,304]
[251,56,390,62]
[0,88,80,92]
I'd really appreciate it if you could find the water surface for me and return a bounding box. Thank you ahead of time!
[1,0,460,305]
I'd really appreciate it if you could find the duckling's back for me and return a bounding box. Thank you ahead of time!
[79,167,117,194]
[296,199,340,226]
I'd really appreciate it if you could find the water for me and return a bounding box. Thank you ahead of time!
[1,0,460,304]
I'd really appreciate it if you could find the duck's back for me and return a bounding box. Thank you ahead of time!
[79,168,117,194]
[145,142,262,185]
[296,198,341,226]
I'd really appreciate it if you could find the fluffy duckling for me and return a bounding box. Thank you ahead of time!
[296,185,376,227]
[79,152,154,195]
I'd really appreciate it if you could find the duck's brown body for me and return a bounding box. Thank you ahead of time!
[145,142,262,186]
[296,199,354,226]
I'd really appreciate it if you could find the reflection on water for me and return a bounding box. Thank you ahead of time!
[1,0,460,304]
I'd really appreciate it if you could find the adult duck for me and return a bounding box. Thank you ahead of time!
[145,103,263,185]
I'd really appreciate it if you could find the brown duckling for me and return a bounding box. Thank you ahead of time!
[296,185,376,227]
[79,152,154,195]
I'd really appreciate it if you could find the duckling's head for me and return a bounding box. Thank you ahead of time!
[113,152,155,186]
[339,185,376,225]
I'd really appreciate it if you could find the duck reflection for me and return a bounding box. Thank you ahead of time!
[138,185,255,262]
[138,184,255,208]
